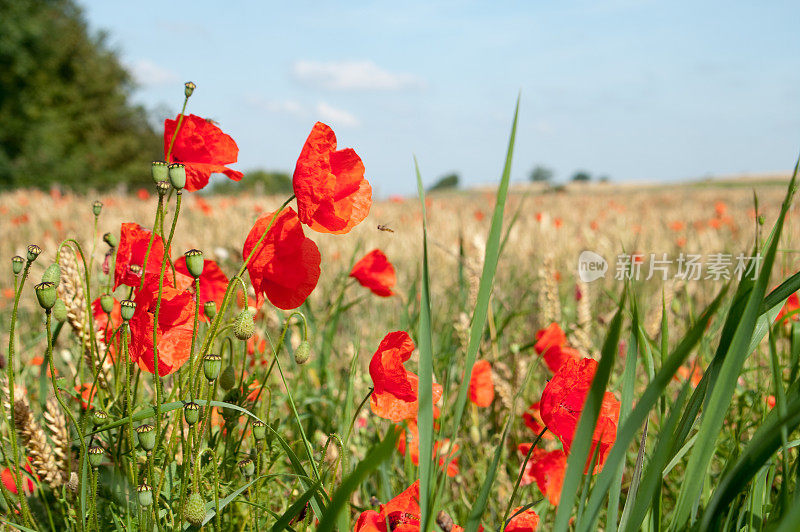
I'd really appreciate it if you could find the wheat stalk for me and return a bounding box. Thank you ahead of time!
[6,390,64,488]
[43,396,71,477]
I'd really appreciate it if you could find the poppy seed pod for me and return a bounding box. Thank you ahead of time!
[92,200,103,217]
[52,299,67,322]
[156,180,171,197]
[294,340,311,365]
[137,482,153,507]
[88,446,104,467]
[184,492,206,526]
[27,245,42,262]
[120,299,136,321]
[184,402,200,425]
[203,301,217,320]
[100,294,115,315]
[42,263,61,288]
[103,232,118,248]
[151,161,169,183]
[219,364,236,391]
[203,354,222,381]
[252,420,266,441]
[168,163,186,190]
[233,309,255,340]
[184,81,196,98]
[92,410,108,427]
[238,458,255,477]
[136,424,156,451]
[12,256,24,275]
[35,282,57,310]
[184,249,204,278]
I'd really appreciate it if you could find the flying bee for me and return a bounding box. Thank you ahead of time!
[377,224,394,233]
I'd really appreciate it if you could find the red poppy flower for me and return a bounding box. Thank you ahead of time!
[350,249,396,297]
[74,383,96,410]
[776,292,800,323]
[164,114,243,192]
[518,444,566,505]
[534,323,566,354]
[522,401,554,440]
[397,420,459,477]
[114,223,169,291]
[293,122,372,234]
[2,463,36,495]
[468,359,495,407]
[242,207,321,310]
[673,359,703,388]
[540,357,620,473]
[354,481,420,532]
[506,506,540,532]
[369,331,443,422]
[767,395,776,409]
[128,285,194,375]
[542,345,581,374]
[93,297,123,360]
[175,256,229,318]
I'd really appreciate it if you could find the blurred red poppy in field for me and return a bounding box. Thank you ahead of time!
[535,323,565,353]
[776,292,800,323]
[128,285,194,375]
[522,401,554,440]
[519,444,566,505]
[136,188,150,200]
[350,249,396,297]
[114,223,168,291]
[355,481,420,532]
[396,421,459,477]
[164,114,243,192]
[175,256,229,316]
[293,122,371,234]
[506,506,540,531]
[540,357,620,473]
[2,463,36,495]
[673,359,703,388]
[767,395,776,409]
[534,323,580,373]
[75,383,96,410]
[243,207,321,310]
[93,297,122,359]
[468,359,495,407]
[669,221,685,232]
[369,331,443,422]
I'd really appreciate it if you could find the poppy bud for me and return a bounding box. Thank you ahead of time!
[203,301,217,319]
[184,249,204,278]
[53,299,68,322]
[252,420,266,441]
[294,341,311,365]
[35,282,57,310]
[27,245,42,262]
[42,263,61,288]
[136,424,156,451]
[758,215,765,226]
[151,161,169,183]
[184,81,196,98]
[92,200,103,217]
[92,410,108,426]
[137,482,153,507]
[238,458,255,477]
[103,232,118,248]
[219,364,236,391]
[88,446,104,467]
[120,300,136,321]
[184,402,200,425]
[12,256,24,275]
[203,354,222,381]
[168,163,186,190]
[184,492,206,526]
[100,294,115,314]
[156,180,171,197]
[233,309,255,340]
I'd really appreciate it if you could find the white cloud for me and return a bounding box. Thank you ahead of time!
[246,96,308,117]
[292,60,425,91]
[316,102,360,127]
[127,59,179,86]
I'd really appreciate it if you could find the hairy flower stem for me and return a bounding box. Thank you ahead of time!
[188,277,201,402]
[90,468,99,531]
[138,196,164,293]
[166,96,189,162]
[121,325,139,508]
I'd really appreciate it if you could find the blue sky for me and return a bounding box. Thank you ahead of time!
[80,0,800,196]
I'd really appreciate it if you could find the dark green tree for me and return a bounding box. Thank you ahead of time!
[529,165,553,183]
[0,0,160,191]
[571,170,591,182]
[213,170,293,195]
[427,172,459,192]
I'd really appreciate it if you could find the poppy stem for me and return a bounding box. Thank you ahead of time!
[165,95,189,163]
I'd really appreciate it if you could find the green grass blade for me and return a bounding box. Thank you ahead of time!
[271,481,322,532]
[466,418,513,532]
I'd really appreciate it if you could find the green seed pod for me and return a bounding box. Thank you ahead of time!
[11,256,24,275]
[168,163,186,190]
[92,410,108,427]
[238,458,255,477]
[27,245,42,262]
[151,161,169,183]
[233,309,255,340]
[92,200,103,217]
[136,424,156,451]
[758,214,766,226]
[219,364,236,391]
[156,180,171,197]
[52,299,67,322]
[88,446,104,467]
[184,402,200,425]
[294,340,312,365]
[103,232,118,248]
[42,263,61,288]
[35,282,57,310]
[252,420,266,441]
[120,299,136,321]
[184,249,204,278]
[184,81,196,98]
[203,301,217,320]
[203,354,222,381]
[100,294,115,314]
[137,482,153,507]
[184,492,206,526]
